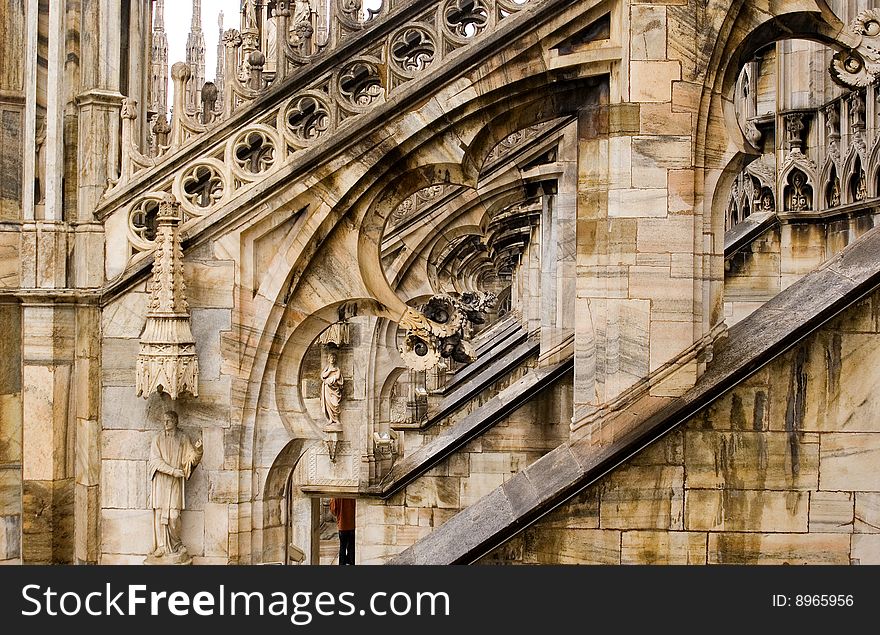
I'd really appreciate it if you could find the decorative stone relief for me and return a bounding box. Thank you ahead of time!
[102,0,536,235]
[784,112,805,155]
[337,59,384,110]
[397,292,496,370]
[784,169,813,212]
[321,350,344,432]
[830,10,880,88]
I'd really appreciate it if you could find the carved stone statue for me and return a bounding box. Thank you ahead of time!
[292,0,312,25]
[145,411,203,565]
[321,350,343,431]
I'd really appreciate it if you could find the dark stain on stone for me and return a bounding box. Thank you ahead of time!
[730,394,746,429]
[784,345,809,476]
[824,333,841,401]
[752,390,766,431]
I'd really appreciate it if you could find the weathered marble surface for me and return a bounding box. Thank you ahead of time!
[394,230,880,564]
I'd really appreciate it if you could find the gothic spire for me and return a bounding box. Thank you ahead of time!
[149,0,169,119]
[155,0,165,30]
[191,0,202,31]
[215,11,225,97]
[185,0,207,113]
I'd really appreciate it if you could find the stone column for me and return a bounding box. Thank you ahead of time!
[43,0,65,221]
[539,186,558,352]
[77,0,124,219]
[127,0,152,151]
[20,300,76,563]
[0,0,27,220]
[20,0,39,221]
[0,301,22,563]
[74,304,100,563]
[526,222,541,335]
[574,97,612,424]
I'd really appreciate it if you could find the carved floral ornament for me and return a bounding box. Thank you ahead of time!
[390,26,436,75]
[227,125,284,180]
[336,59,384,109]
[280,92,332,146]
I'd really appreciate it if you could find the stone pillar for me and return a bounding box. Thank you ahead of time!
[74,304,100,563]
[0,0,27,220]
[539,187,558,351]
[20,301,76,563]
[127,0,152,151]
[574,96,613,424]
[20,0,39,220]
[526,223,541,335]
[556,126,578,349]
[0,301,22,563]
[77,0,124,219]
[43,0,65,221]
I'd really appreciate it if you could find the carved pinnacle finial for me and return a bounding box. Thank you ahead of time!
[136,193,199,400]
[191,0,202,31]
[155,0,165,31]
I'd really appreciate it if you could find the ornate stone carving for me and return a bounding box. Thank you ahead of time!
[283,93,331,146]
[180,162,226,210]
[390,26,436,74]
[830,10,880,88]
[397,292,497,370]
[825,103,840,165]
[231,128,277,176]
[337,60,383,108]
[136,195,200,400]
[444,0,489,40]
[784,169,812,212]
[784,112,805,154]
[319,321,350,347]
[744,119,762,147]
[145,411,203,565]
[321,350,344,432]
[389,184,449,229]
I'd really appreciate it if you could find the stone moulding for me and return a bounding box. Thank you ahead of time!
[136,194,200,400]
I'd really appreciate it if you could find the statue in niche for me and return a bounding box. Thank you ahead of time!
[292,0,312,25]
[145,411,203,565]
[321,349,344,431]
[289,0,314,54]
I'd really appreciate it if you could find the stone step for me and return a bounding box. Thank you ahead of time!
[440,321,529,396]
[389,225,880,564]
[396,335,541,433]
[724,211,777,258]
[369,355,573,498]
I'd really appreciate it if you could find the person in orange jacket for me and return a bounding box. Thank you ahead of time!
[329,497,356,565]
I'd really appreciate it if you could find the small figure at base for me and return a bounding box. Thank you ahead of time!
[330,497,355,565]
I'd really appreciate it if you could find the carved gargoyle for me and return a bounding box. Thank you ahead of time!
[398,292,497,370]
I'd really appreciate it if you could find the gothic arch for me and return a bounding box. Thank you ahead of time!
[823,162,841,209]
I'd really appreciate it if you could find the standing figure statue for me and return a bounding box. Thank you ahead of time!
[146,410,203,564]
[292,0,312,25]
[321,350,344,431]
